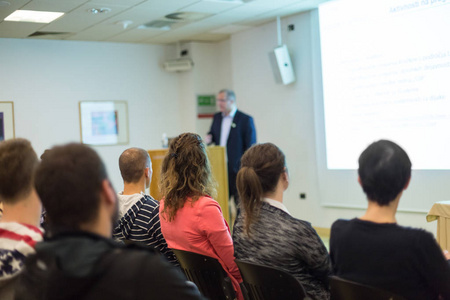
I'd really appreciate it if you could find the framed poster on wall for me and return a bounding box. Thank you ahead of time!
[0,102,15,142]
[79,101,129,146]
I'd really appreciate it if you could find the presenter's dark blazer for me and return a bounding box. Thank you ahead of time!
[208,110,256,199]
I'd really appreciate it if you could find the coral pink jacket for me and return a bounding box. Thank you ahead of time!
[159,196,243,300]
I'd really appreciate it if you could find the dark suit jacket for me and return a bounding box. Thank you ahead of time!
[208,110,256,198]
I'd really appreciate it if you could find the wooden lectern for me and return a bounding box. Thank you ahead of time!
[427,201,450,250]
[148,146,230,223]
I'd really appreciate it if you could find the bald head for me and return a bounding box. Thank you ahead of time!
[119,148,151,184]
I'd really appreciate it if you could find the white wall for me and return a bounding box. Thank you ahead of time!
[168,40,233,137]
[192,40,233,136]
[0,38,182,192]
[229,12,436,233]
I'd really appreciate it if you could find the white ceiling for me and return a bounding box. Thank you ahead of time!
[0,0,330,44]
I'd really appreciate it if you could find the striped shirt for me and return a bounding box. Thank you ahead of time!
[113,194,178,266]
[0,222,43,280]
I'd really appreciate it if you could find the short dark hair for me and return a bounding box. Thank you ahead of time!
[35,143,108,230]
[119,148,150,183]
[0,138,39,203]
[358,140,411,206]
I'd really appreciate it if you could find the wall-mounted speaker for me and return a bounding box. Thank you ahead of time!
[269,44,295,85]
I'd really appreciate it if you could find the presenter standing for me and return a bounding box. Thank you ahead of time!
[206,89,256,206]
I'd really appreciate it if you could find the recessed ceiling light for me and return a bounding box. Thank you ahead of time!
[5,10,64,23]
[89,8,111,14]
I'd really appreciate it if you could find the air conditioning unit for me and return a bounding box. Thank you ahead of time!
[163,59,194,72]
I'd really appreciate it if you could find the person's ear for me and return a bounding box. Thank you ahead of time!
[144,167,150,178]
[101,179,116,206]
[282,169,289,190]
[403,176,411,190]
[358,176,362,187]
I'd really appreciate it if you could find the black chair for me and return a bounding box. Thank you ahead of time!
[235,259,311,300]
[330,276,406,300]
[172,249,237,300]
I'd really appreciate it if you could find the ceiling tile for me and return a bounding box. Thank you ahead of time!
[0,20,43,38]
[133,0,201,12]
[282,0,330,11]
[0,0,31,20]
[245,0,305,8]
[85,0,143,5]
[180,0,242,14]
[250,0,329,20]
[235,17,272,27]
[188,32,229,42]
[209,3,275,22]
[210,24,251,34]
[112,0,203,28]
[39,3,130,32]
[143,31,188,44]
[163,23,209,37]
[21,0,87,12]
[66,23,127,41]
[105,27,163,43]
[93,6,166,26]
[144,37,182,44]
[0,0,331,44]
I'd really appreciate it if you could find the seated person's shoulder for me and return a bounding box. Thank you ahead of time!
[401,225,439,246]
[99,245,175,284]
[108,245,205,299]
[141,194,160,208]
[331,218,352,231]
[375,223,439,251]
[110,244,161,266]
[196,195,219,209]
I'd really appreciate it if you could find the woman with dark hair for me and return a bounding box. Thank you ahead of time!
[232,143,331,300]
[159,132,243,299]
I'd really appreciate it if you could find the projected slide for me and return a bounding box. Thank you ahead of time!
[319,0,450,169]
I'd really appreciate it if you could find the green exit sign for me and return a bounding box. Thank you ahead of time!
[197,94,216,118]
[197,95,216,106]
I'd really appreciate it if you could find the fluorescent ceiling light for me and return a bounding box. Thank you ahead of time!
[5,10,64,23]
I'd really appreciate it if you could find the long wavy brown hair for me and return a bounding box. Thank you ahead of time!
[160,132,216,222]
[237,143,286,236]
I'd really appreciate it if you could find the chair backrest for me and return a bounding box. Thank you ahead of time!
[172,249,236,300]
[235,259,310,300]
[330,276,407,300]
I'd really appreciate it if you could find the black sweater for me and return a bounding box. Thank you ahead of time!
[330,218,450,300]
[15,231,205,300]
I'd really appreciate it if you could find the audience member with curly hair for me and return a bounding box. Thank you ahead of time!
[159,132,243,300]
